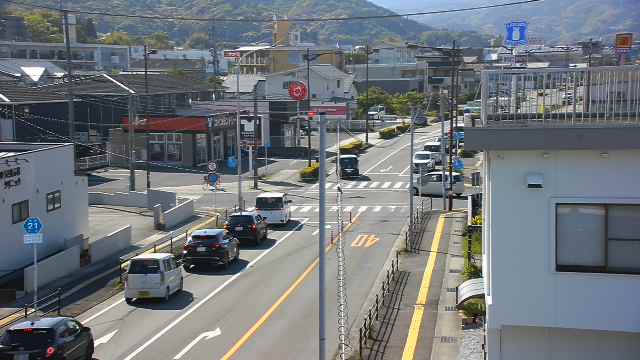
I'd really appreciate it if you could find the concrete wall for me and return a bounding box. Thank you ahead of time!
[24,245,80,293]
[147,189,176,210]
[485,149,640,339]
[0,143,88,273]
[495,326,640,360]
[163,199,194,229]
[89,191,147,208]
[89,225,132,263]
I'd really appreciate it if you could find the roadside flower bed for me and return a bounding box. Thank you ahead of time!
[299,162,320,182]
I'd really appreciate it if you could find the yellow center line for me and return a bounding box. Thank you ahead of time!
[219,211,362,360]
[401,214,446,360]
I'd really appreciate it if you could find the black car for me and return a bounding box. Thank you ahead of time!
[339,155,359,179]
[182,228,240,270]
[224,212,268,245]
[0,317,93,360]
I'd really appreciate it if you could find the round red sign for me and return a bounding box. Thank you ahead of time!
[288,81,308,101]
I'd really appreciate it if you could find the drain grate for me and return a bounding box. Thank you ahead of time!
[449,269,462,274]
[446,287,457,293]
[444,306,457,311]
[440,336,457,344]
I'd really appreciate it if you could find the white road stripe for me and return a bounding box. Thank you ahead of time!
[289,206,298,211]
[344,206,353,212]
[405,183,410,188]
[369,181,380,188]
[373,206,382,212]
[344,182,355,189]
[389,206,397,212]
[381,182,392,189]
[121,220,309,360]
[333,184,342,190]
[311,183,319,189]
[357,182,368,189]
[358,206,368,212]
[330,206,338,212]
[314,207,319,212]
[300,206,312,213]
[325,183,333,189]
[393,182,403,189]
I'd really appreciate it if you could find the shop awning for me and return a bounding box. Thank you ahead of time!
[456,277,485,308]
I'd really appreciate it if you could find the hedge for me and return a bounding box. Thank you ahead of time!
[459,149,477,158]
[378,127,397,139]
[339,139,364,154]
[395,123,410,133]
[299,162,320,182]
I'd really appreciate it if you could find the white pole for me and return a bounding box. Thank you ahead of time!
[440,92,447,210]
[249,145,253,175]
[236,59,243,211]
[318,112,327,360]
[33,243,38,312]
[409,108,414,241]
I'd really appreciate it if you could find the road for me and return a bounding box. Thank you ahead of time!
[78,123,467,360]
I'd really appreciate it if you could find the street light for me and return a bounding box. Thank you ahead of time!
[143,44,158,190]
[360,44,379,144]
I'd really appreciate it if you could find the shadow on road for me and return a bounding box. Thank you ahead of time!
[260,179,305,188]
[130,290,194,310]
[184,258,250,276]
[87,174,119,187]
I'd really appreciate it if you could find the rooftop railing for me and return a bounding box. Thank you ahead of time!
[479,65,640,127]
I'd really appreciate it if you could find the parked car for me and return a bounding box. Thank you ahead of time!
[423,142,443,164]
[255,192,291,225]
[0,317,94,360]
[412,151,436,173]
[224,212,268,245]
[367,105,386,120]
[412,171,465,197]
[339,154,360,179]
[125,253,183,304]
[182,229,240,271]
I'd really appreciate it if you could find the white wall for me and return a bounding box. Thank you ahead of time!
[89,225,132,263]
[163,199,194,229]
[265,68,352,101]
[485,149,640,359]
[24,245,80,293]
[88,191,147,208]
[0,143,88,274]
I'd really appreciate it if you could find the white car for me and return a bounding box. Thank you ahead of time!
[125,253,183,304]
[423,142,443,164]
[412,171,465,197]
[412,151,436,173]
[368,105,386,120]
[255,192,291,226]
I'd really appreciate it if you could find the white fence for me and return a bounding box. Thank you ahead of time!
[24,246,80,293]
[89,225,132,263]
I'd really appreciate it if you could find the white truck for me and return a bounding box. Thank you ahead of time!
[367,105,386,120]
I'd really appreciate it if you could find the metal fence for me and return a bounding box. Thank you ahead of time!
[406,199,432,252]
[75,154,109,171]
[1,288,62,328]
[479,65,640,127]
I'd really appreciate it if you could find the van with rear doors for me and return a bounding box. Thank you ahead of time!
[255,192,291,226]
[124,253,183,304]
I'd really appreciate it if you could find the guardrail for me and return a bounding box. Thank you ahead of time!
[358,251,399,359]
[75,154,109,171]
[479,65,640,127]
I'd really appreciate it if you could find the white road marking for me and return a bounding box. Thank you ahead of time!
[344,182,355,189]
[325,183,333,189]
[363,141,412,175]
[330,206,338,212]
[344,206,353,212]
[289,206,298,211]
[405,183,410,188]
[312,225,331,236]
[314,207,320,212]
[122,220,308,360]
[95,329,118,347]
[380,166,392,172]
[357,182,368,189]
[393,182,403,189]
[358,206,368,212]
[381,182,392,189]
[369,182,380,188]
[310,183,319,189]
[300,206,312,213]
[389,206,397,212]
[399,166,411,176]
[172,328,222,360]
[373,206,382,212]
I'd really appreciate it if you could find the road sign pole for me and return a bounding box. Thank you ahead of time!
[318,112,327,360]
[33,243,38,312]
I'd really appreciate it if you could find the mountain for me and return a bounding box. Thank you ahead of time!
[12,0,435,45]
[368,0,640,44]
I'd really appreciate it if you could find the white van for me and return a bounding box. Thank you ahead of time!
[255,192,291,226]
[423,142,443,164]
[125,253,183,304]
[412,171,465,197]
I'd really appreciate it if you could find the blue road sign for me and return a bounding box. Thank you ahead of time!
[227,156,237,169]
[505,21,528,47]
[209,174,219,185]
[453,158,464,171]
[24,217,43,234]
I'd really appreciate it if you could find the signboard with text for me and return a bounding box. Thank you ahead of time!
[504,21,528,47]
[615,33,633,53]
[223,50,241,60]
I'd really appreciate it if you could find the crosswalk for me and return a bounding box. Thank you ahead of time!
[310,181,411,191]
[289,205,409,214]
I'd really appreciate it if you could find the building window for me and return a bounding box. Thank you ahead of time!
[46,190,62,212]
[149,133,183,162]
[11,200,29,224]
[337,79,341,88]
[556,204,640,274]
[282,80,294,89]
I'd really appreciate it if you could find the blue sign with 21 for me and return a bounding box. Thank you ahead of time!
[24,217,43,234]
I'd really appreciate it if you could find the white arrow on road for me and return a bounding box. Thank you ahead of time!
[172,328,222,360]
[380,166,393,172]
[94,330,118,347]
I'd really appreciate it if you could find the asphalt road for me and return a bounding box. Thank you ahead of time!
[77,123,467,360]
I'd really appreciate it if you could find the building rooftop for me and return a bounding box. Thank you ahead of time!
[0,82,66,104]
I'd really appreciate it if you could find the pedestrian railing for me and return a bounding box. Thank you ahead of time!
[0,288,62,328]
[405,199,431,252]
[478,65,640,128]
[75,154,109,171]
[358,251,400,359]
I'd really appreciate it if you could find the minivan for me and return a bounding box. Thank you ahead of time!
[125,253,183,304]
[423,142,443,164]
[412,171,465,197]
[255,193,291,225]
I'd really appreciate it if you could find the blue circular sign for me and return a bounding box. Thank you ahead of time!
[24,217,43,234]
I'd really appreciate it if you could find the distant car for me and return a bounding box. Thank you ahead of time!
[412,151,436,173]
[125,253,183,304]
[412,171,465,197]
[0,317,94,360]
[182,229,240,271]
[225,212,268,245]
[368,105,386,120]
[423,142,443,164]
[413,112,428,126]
[339,154,360,179]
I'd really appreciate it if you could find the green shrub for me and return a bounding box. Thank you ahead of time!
[460,299,485,318]
[463,262,482,281]
[459,149,477,158]
[299,163,320,181]
[378,127,397,139]
[339,139,364,154]
[395,123,410,133]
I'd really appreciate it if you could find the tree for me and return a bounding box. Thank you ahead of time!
[208,75,225,90]
[22,12,60,42]
[185,32,208,49]
[81,18,98,42]
[101,32,133,45]
[491,34,504,48]
[144,32,172,50]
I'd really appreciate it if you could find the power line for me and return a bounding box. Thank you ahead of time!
[2,0,542,23]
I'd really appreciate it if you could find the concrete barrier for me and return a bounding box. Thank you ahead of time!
[148,189,176,210]
[89,225,132,263]
[164,200,194,229]
[24,245,80,293]
[89,191,147,208]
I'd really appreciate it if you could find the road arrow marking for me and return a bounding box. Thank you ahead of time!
[380,166,392,172]
[365,235,379,247]
[173,328,222,359]
[351,234,380,248]
[95,330,118,347]
[351,234,367,247]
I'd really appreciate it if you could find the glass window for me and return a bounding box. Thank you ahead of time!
[129,259,161,274]
[12,200,29,224]
[162,258,172,271]
[46,190,62,212]
[3,328,54,350]
[256,197,284,210]
[337,79,341,88]
[556,204,640,274]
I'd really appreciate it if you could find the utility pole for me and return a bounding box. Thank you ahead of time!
[318,112,327,360]
[364,43,369,144]
[236,59,243,211]
[306,47,312,167]
[62,10,74,141]
[408,107,415,241]
[128,95,136,191]
[208,19,220,76]
[584,38,594,113]
[253,84,259,189]
[440,91,447,210]
[448,40,459,211]
[144,44,151,189]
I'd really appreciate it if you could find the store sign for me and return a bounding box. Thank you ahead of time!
[0,166,21,189]
[207,112,237,130]
[615,32,633,53]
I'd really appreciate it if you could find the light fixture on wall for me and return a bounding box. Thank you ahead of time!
[526,172,544,189]
[600,152,609,158]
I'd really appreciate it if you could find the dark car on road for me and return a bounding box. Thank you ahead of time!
[0,317,93,360]
[182,228,240,270]
[339,155,359,179]
[224,212,268,245]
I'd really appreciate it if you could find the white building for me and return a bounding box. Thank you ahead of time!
[0,143,88,276]
[129,47,228,74]
[467,65,640,360]
[264,64,357,101]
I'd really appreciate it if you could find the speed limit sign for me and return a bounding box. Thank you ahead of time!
[208,161,217,172]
